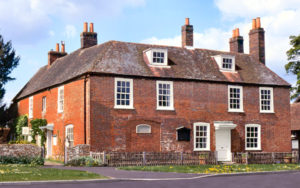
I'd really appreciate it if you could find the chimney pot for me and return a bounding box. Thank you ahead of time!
[236,28,240,36]
[232,29,236,37]
[61,41,65,53]
[185,18,190,25]
[256,17,261,28]
[89,23,94,32]
[83,22,88,32]
[252,19,256,29]
[56,43,59,52]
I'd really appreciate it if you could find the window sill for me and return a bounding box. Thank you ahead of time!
[156,108,175,111]
[114,106,135,110]
[245,148,261,151]
[228,109,244,113]
[149,64,171,68]
[193,149,211,152]
[260,111,274,114]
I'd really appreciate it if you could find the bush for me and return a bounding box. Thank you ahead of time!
[14,115,28,140]
[8,140,32,144]
[0,156,44,165]
[67,156,102,167]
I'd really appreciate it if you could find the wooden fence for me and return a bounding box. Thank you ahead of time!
[233,151,299,164]
[90,151,299,166]
[91,151,217,167]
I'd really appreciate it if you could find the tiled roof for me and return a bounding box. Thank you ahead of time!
[14,40,290,100]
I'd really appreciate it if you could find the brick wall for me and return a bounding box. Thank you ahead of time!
[90,76,291,153]
[291,103,300,131]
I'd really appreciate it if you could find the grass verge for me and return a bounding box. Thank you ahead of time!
[0,164,107,182]
[119,164,300,174]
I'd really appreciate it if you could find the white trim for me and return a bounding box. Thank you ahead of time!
[259,87,274,113]
[144,48,168,67]
[156,81,174,110]
[65,124,74,147]
[212,54,236,72]
[193,122,210,151]
[42,96,46,113]
[245,124,261,151]
[228,85,244,112]
[214,121,237,130]
[114,78,134,109]
[28,96,33,118]
[136,124,151,134]
[57,86,64,113]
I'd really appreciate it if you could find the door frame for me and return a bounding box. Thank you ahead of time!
[214,121,237,162]
[46,130,52,158]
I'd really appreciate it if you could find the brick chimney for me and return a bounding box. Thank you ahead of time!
[48,42,67,67]
[229,28,244,53]
[249,17,265,64]
[80,22,97,48]
[181,18,193,48]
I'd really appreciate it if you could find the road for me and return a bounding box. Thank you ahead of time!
[2,171,300,188]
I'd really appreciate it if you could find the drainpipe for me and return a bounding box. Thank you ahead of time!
[84,75,88,144]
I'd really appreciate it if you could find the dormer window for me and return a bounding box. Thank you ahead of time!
[213,55,235,72]
[144,48,169,67]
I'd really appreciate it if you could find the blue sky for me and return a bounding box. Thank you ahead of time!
[1,0,300,104]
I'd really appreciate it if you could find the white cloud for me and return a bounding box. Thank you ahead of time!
[64,25,77,39]
[0,0,146,45]
[141,0,299,85]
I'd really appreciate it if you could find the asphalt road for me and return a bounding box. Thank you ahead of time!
[2,171,300,188]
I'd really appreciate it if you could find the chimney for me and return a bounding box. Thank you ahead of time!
[181,18,193,48]
[48,42,67,67]
[249,17,265,64]
[229,28,244,53]
[80,22,97,48]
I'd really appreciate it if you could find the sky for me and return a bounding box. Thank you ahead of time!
[1,0,300,105]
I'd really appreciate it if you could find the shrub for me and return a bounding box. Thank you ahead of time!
[14,115,28,140]
[8,140,32,144]
[0,156,44,165]
[67,156,102,167]
[30,119,47,146]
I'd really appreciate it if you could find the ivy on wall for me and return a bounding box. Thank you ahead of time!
[14,115,28,140]
[30,119,47,147]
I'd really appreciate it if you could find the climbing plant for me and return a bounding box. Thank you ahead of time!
[30,119,47,146]
[14,115,28,140]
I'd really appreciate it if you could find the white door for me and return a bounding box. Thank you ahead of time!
[215,129,231,161]
[46,131,52,158]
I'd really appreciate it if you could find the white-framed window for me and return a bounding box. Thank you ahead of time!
[144,48,168,66]
[65,124,74,147]
[114,78,133,109]
[212,55,235,72]
[42,96,46,113]
[136,124,151,134]
[228,85,243,112]
[245,124,261,150]
[259,87,274,113]
[29,96,33,118]
[57,86,64,113]
[156,81,174,110]
[194,122,210,151]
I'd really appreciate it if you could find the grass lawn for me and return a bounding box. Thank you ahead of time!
[0,164,107,182]
[119,164,300,174]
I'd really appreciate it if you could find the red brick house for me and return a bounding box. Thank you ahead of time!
[291,97,300,151]
[13,18,291,161]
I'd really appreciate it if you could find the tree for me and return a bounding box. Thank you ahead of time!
[0,34,20,101]
[285,34,300,100]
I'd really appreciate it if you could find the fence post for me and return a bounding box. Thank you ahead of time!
[180,152,183,165]
[143,151,146,166]
[103,151,106,165]
[272,152,275,163]
[64,145,67,165]
[245,152,248,164]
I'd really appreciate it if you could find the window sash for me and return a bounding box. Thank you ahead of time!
[156,81,174,110]
[114,78,133,108]
[42,97,46,112]
[228,86,243,112]
[194,123,210,151]
[66,125,74,147]
[222,58,232,69]
[58,87,64,113]
[259,87,273,112]
[29,96,33,118]
[245,125,261,150]
[153,51,165,63]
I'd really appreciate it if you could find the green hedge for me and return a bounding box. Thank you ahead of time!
[0,156,44,165]
[67,156,102,167]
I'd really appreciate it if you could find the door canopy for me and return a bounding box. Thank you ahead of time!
[214,121,237,130]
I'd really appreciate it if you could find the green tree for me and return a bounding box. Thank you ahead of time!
[0,34,20,101]
[285,34,300,100]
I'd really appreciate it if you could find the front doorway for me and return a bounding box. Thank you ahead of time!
[46,130,52,158]
[214,121,237,162]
